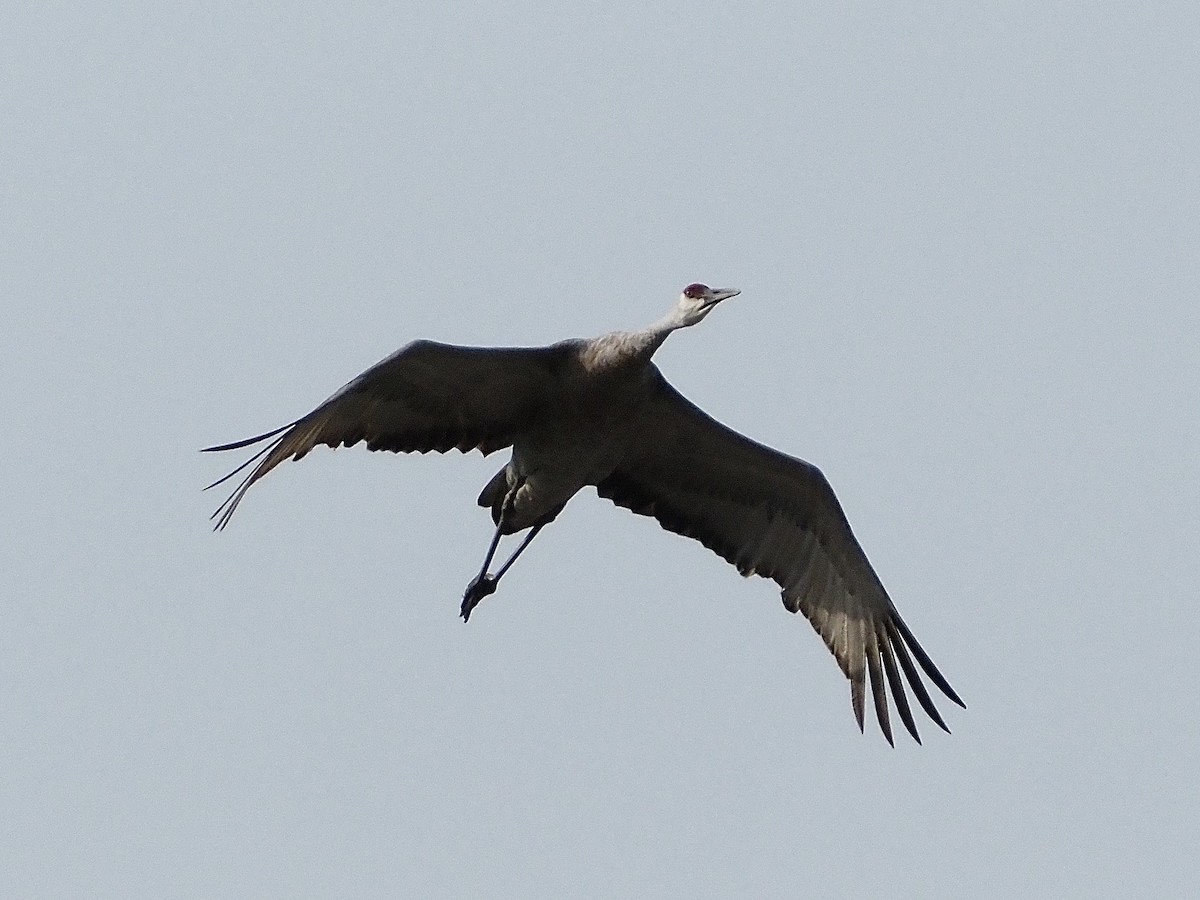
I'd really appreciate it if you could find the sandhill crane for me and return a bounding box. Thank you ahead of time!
[204,284,964,744]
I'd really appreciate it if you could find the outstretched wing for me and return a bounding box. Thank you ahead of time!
[597,369,964,745]
[204,340,573,529]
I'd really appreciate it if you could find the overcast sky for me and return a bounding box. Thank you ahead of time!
[4,3,1198,897]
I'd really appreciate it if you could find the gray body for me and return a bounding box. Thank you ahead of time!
[481,330,673,532]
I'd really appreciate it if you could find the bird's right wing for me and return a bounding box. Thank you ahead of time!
[596,370,963,744]
[203,340,574,529]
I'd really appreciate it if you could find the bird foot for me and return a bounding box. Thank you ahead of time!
[461,575,498,621]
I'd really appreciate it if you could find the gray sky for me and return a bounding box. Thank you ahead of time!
[4,2,1198,897]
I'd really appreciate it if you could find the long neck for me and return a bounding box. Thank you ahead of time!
[628,307,692,361]
[585,311,687,372]
[643,303,695,353]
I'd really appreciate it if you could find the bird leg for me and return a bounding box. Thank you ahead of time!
[460,528,503,618]
[461,474,527,621]
[460,523,544,621]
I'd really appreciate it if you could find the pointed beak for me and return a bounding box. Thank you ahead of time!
[702,287,740,311]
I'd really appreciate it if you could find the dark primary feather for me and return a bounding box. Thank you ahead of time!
[597,369,964,745]
[203,340,572,530]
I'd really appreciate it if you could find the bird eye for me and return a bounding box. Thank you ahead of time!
[683,283,709,298]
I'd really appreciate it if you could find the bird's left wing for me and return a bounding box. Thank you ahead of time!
[204,340,574,529]
[596,369,964,744]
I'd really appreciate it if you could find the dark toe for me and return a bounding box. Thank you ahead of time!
[461,575,498,621]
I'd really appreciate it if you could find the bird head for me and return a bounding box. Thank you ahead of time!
[675,283,741,326]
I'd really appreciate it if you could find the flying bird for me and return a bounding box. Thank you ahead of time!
[204,284,964,744]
